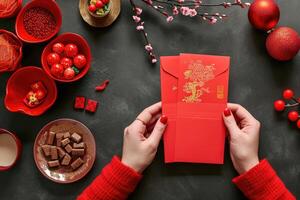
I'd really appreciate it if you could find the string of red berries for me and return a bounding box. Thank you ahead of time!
[274,89,300,128]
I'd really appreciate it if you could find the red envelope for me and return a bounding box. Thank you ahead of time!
[160,54,230,164]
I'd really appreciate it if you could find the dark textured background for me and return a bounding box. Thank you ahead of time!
[0,0,300,199]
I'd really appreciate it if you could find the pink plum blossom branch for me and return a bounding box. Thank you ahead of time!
[129,0,250,64]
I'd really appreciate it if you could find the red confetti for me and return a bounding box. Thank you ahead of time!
[95,80,109,92]
[85,99,98,113]
[74,96,85,109]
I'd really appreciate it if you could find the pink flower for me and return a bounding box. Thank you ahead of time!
[235,0,242,3]
[189,9,197,17]
[151,58,157,63]
[209,17,217,24]
[136,25,144,31]
[166,16,174,23]
[132,15,141,23]
[135,7,143,15]
[145,44,153,51]
[145,0,153,5]
[178,0,184,3]
[180,6,190,16]
[173,6,179,15]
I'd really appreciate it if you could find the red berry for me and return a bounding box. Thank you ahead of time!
[52,43,65,55]
[283,89,294,100]
[95,0,104,8]
[102,0,109,4]
[88,4,96,12]
[47,53,60,66]
[274,100,285,111]
[288,111,299,122]
[73,54,87,69]
[64,67,75,80]
[50,64,64,78]
[64,44,78,58]
[60,57,73,69]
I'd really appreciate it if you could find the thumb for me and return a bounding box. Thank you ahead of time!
[223,108,240,138]
[147,115,168,147]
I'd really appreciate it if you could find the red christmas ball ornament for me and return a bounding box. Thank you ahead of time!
[248,0,280,31]
[266,27,300,61]
[274,100,285,111]
[288,111,299,122]
[282,89,294,100]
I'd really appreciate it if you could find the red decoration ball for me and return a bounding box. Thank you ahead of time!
[60,57,73,69]
[47,53,60,66]
[74,54,87,69]
[95,1,104,8]
[64,67,75,80]
[52,43,65,55]
[282,89,294,100]
[248,0,280,31]
[51,64,64,78]
[266,27,300,61]
[274,100,285,111]
[64,44,78,58]
[288,111,299,122]
[88,4,96,12]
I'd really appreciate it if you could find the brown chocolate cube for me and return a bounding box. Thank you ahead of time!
[61,153,72,166]
[64,144,72,153]
[71,133,82,143]
[73,142,85,149]
[48,160,59,168]
[71,157,84,170]
[63,132,70,138]
[50,146,58,160]
[57,147,66,159]
[46,131,56,145]
[61,138,70,146]
[72,148,85,157]
[56,133,64,147]
[41,145,51,157]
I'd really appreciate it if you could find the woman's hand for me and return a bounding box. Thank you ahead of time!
[121,102,168,173]
[223,103,260,175]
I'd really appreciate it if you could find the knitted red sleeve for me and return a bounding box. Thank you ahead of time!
[232,159,296,200]
[77,156,142,200]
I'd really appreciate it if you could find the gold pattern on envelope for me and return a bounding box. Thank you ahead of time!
[217,85,224,99]
[182,60,215,103]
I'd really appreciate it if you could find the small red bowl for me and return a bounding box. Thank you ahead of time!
[0,0,23,19]
[5,66,58,116]
[15,0,62,43]
[41,33,92,83]
[0,129,22,171]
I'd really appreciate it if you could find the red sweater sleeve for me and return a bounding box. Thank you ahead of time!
[232,159,296,200]
[77,156,142,200]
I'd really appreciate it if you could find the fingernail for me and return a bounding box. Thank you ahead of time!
[224,108,231,117]
[160,115,168,124]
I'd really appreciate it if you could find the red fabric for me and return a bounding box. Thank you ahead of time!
[233,159,295,200]
[77,156,142,200]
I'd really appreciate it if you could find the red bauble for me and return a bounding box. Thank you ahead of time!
[51,64,64,78]
[74,54,87,69]
[248,0,280,31]
[288,111,299,122]
[282,89,294,100]
[47,53,60,66]
[274,100,285,111]
[60,57,73,69]
[64,67,75,80]
[266,27,300,61]
[64,44,78,58]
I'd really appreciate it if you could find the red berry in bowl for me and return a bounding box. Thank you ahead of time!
[274,100,285,111]
[64,67,75,80]
[51,64,64,78]
[283,89,294,100]
[102,0,109,4]
[88,4,97,12]
[288,111,299,122]
[74,54,87,69]
[52,43,65,55]
[60,57,73,69]
[95,0,104,8]
[64,44,78,58]
[47,53,60,66]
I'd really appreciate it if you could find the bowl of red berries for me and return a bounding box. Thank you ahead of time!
[41,33,91,83]
[4,67,58,116]
[88,0,111,18]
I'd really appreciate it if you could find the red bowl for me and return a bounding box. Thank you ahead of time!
[41,33,92,83]
[0,29,23,73]
[5,66,58,116]
[0,0,23,18]
[15,0,62,43]
[0,129,22,171]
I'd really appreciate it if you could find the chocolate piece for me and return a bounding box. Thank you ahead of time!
[50,146,58,160]
[61,138,70,146]
[71,157,84,170]
[56,133,64,147]
[46,131,56,145]
[72,148,85,156]
[73,142,85,149]
[71,133,82,143]
[48,160,59,168]
[41,145,51,157]
[64,144,72,153]
[57,147,66,159]
[61,153,72,166]
[63,132,70,138]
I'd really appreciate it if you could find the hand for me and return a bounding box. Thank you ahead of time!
[121,102,168,173]
[223,103,260,174]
